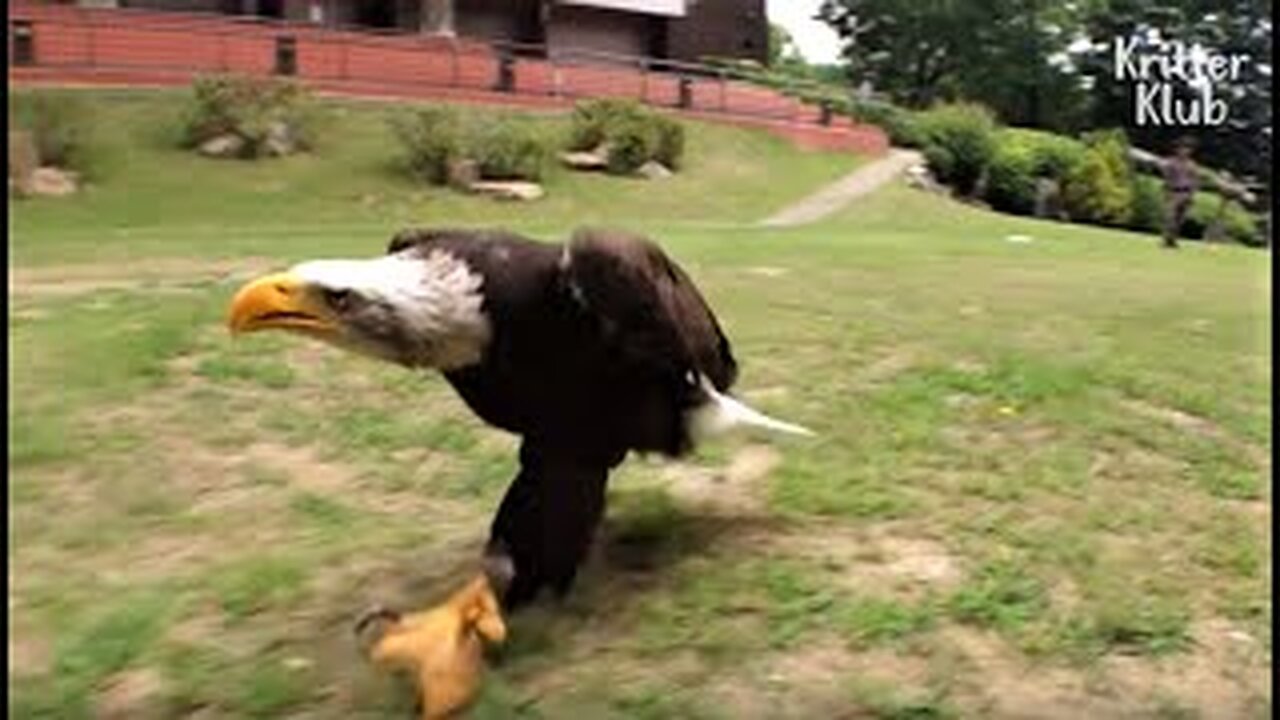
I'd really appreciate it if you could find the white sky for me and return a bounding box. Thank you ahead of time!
[766,0,843,64]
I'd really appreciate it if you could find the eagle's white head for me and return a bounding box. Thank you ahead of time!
[227,250,491,370]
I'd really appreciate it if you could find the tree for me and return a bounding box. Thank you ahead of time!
[767,22,809,72]
[816,0,1088,128]
[1071,0,1272,199]
[818,0,1271,200]
[817,0,975,107]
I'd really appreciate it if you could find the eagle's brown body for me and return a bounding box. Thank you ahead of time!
[228,227,811,714]
[386,228,738,605]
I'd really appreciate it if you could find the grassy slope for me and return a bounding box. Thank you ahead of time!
[9,89,858,266]
[8,90,1272,719]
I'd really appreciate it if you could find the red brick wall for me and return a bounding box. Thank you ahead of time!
[8,2,889,157]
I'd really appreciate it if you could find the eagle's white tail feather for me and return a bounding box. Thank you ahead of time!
[694,378,815,438]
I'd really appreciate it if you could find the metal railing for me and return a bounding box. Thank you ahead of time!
[8,1,862,128]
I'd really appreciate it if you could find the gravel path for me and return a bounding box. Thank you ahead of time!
[760,149,924,227]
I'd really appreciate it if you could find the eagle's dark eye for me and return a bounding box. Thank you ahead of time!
[325,288,353,312]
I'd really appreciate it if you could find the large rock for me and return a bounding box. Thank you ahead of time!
[561,149,608,171]
[637,160,673,180]
[1034,178,1067,220]
[447,158,480,190]
[469,180,544,202]
[262,121,295,157]
[198,133,246,158]
[29,167,78,197]
[905,163,946,194]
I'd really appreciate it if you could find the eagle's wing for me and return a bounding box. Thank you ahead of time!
[564,227,738,392]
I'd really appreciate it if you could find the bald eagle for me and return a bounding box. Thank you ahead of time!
[228,226,808,620]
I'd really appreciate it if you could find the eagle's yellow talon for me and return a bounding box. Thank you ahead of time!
[362,574,506,720]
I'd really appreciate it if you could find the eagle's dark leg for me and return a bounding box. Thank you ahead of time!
[486,455,545,609]
[485,440,614,610]
[545,459,609,598]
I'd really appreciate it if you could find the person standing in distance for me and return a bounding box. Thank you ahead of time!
[1162,137,1199,249]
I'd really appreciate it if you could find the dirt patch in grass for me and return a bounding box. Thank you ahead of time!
[8,632,53,679]
[104,534,224,588]
[744,266,791,278]
[740,386,792,404]
[942,619,1272,719]
[95,667,167,720]
[940,421,1059,455]
[1088,446,1187,483]
[857,349,919,387]
[943,627,1135,719]
[1119,397,1269,470]
[247,442,357,496]
[661,444,781,515]
[729,445,782,484]
[705,641,935,720]
[165,612,223,648]
[1096,618,1273,718]
[762,523,963,598]
[875,536,965,587]
[707,640,867,718]
[9,256,278,298]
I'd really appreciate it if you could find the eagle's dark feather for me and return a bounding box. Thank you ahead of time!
[385,227,737,605]
[565,228,738,394]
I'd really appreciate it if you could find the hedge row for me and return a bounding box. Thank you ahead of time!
[389,98,687,185]
[845,98,1265,246]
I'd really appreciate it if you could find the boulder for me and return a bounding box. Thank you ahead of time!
[905,163,945,193]
[561,149,608,171]
[637,160,673,180]
[262,121,295,157]
[29,167,78,197]
[469,180,544,202]
[1034,178,1066,220]
[198,133,246,158]
[447,158,480,189]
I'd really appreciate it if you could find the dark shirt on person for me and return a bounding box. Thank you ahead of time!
[1163,158,1198,195]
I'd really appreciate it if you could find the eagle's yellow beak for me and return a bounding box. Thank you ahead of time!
[227,272,337,336]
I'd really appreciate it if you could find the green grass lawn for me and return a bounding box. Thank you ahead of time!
[9,88,858,266]
[8,89,1272,719]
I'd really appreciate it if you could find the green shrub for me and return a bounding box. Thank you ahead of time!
[1221,203,1263,246]
[850,99,926,148]
[997,128,1087,181]
[569,98,645,152]
[389,106,464,184]
[606,115,661,175]
[922,143,958,190]
[391,108,555,184]
[985,129,1090,216]
[8,91,100,178]
[1184,192,1262,245]
[181,74,323,158]
[653,114,685,171]
[918,102,998,196]
[568,98,685,174]
[1129,175,1166,234]
[985,142,1039,215]
[1062,131,1135,227]
[468,118,553,181]
[1181,192,1219,239]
